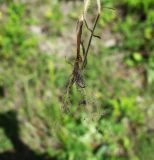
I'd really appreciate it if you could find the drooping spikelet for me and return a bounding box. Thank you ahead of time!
[84,0,101,17]
[84,0,90,17]
[97,0,101,14]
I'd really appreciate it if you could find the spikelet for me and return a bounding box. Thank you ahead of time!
[84,0,101,17]
[97,0,101,14]
[83,0,90,17]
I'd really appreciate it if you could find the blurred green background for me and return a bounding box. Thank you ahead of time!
[0,0,154,160]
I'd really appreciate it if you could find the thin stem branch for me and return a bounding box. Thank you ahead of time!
[82,14,100,69]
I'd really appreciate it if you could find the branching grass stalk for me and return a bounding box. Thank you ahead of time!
[62,0,101,112]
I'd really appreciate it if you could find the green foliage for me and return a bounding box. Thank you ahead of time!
[115,0,154,87]
[45,0,63,34]
[0,0,154,160]
[147,53,154,85]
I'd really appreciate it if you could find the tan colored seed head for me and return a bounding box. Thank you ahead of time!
[84,0,101,17]
[97,0,101,14]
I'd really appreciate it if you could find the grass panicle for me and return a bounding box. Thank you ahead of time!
[62,0,101,113]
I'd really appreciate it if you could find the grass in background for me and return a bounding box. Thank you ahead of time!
[0,0,154,160]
